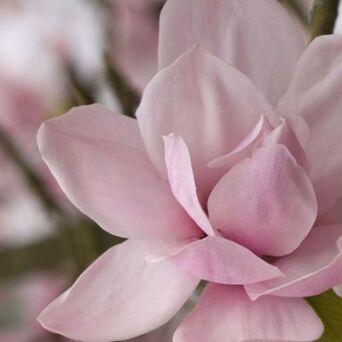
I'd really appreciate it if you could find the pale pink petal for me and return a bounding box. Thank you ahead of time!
[38,104,200,240]
[145,237,198,263]
[38,240,199,341]
[277,35,342,215]
[334,285,342,297]
[159,0,305,106]
[208,145,317,257]
[317,198,342,225]
[174,284,323,342]
[163,134,215,236]
[245,224,342,300]
[137,46,274,198]
[171,236,283,285]
[208,115,272,169]
[261,118,310,172]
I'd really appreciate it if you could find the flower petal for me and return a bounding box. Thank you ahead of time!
[38,240,199,342]
[163,134,215,236]
[137,46,274,198]
[261,118,310,172]
[208,145,317,257]
[174,284,323,342]
[171,236,283,285]
[245,224,342,300]
[334,285,342,297]
[208,115,271,169]
[38,104,199,240]
[277,35,342,215]
[159,0,305,106]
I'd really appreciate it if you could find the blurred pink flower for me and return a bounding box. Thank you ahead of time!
[109,0,160,92]
[0,0,103,246]
[37,0,342,341]
[0,0,104,105]
[0,76,54,248]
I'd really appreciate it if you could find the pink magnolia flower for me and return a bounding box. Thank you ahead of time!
[37,0,342,341]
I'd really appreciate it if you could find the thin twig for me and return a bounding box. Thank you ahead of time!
[0,127,64,215]
[67,65,96,106]
[104,54,141,118]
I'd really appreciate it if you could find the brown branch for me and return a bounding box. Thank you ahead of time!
[104,54,141,118]
[311,0,339,39]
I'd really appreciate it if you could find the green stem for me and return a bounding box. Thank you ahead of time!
[311,0,340,39]
[67,65,96,106]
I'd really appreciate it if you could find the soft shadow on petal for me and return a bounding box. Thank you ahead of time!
[208,115,272,170]
[38,240,199,342]
[137,46,274,199]
[171,236,283,285]
[208,145,317,257]
[261,118,310,172]
[173,284,323,342]
[159,0,305,106]
[245,224,342,300]
[37,104,200,240]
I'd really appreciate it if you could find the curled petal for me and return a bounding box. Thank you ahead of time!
[164,134,215,236]
[171,236,283,285]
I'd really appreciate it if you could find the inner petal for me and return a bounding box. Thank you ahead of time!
[207,144,317,257]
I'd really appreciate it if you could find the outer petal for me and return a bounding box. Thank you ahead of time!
[163,134,215,236]
[171,236,283,285]
[245,224,342,300]
[159,0,305,106]
[208,145,317,257]
[137,46,274,198]
[277,35,342,215]
[38,240,199,342]
[38,104,199,240]
[173,284,323,342]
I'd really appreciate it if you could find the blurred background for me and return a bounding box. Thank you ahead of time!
[0,0,339,341]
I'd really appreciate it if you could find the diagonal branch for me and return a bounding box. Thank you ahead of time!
[311,0,340,39]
